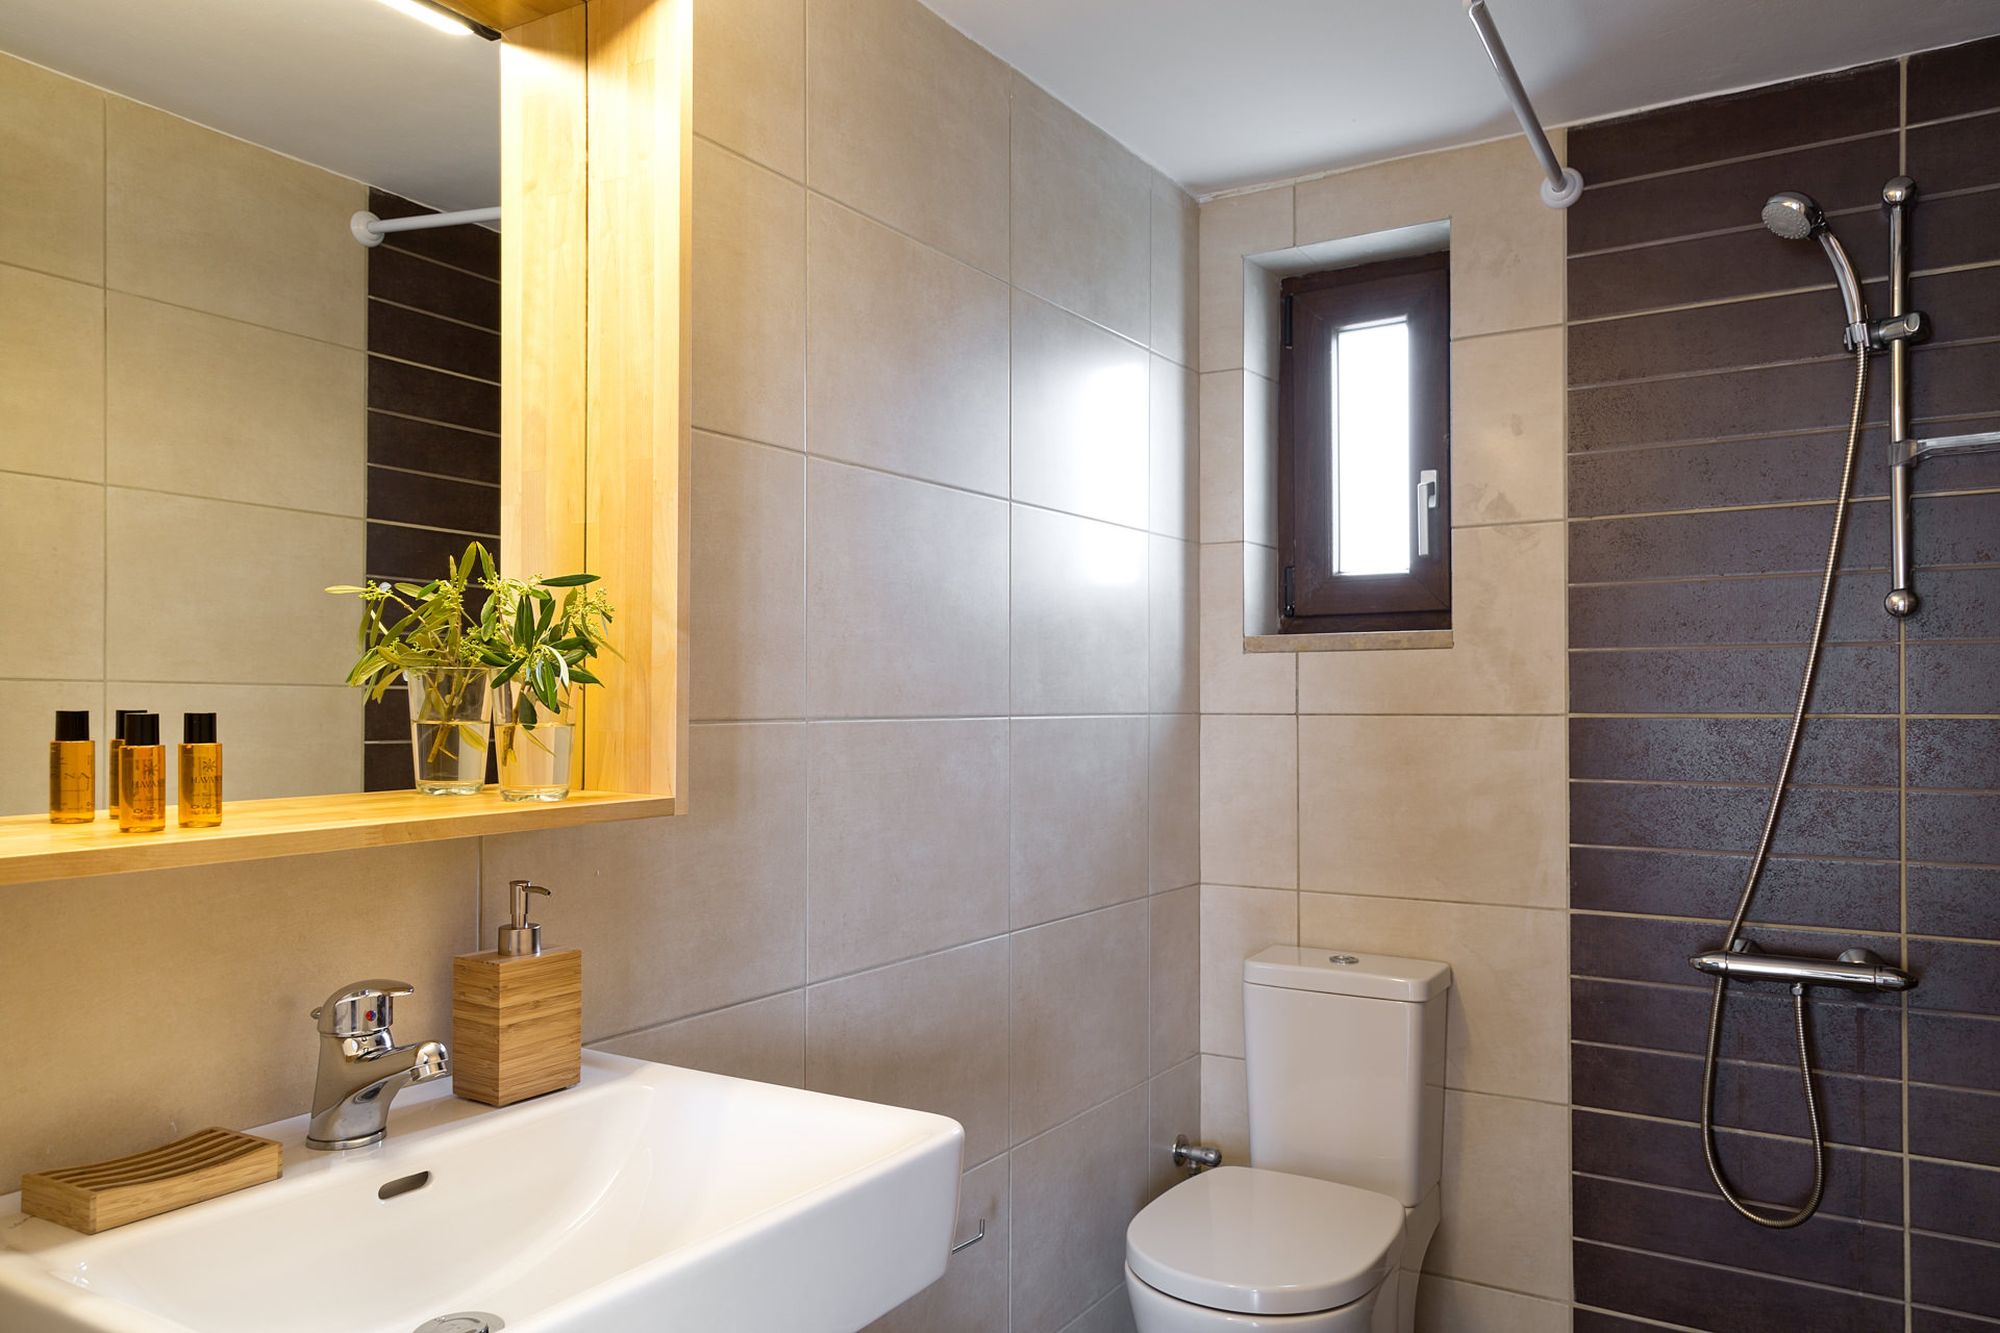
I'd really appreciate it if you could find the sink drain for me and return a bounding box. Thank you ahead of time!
[414,1315,505,1333]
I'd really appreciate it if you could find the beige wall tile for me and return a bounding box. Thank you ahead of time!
[693,141,806,450]
[106,293,365,515]
[1198,370,1245,544]
[1297,521,1565,715]
[1011,1084,1150,1333]
[1199,543,1295,714]
[1011,900,1150,1144]
[1297,892,1568,1104]
[1147,1056,1200,1200]
[805,0,1010,275]
[1011,716,1149,929]
[0,840,475,1186]
[106,99,365,347]
[1244,265,1283,384]
[1150,178,1197,369]
[1010,78,1151,343]
[1198,1053,1249,1165]
[1148,713,1199,894]
[1200,715,1298,889]
[869,1153,1011,1333]
[480,723,807,1038]
[104,487,357,685]
[806,937,1010,1165]
[1012,291,1150,530]
[1011,505,1149,715]
[1416,1277,1570,1333]
[1149,888,1199,1073]
[805,460,1010,717]
[1064,1286,1139,1333]
[1426,1090,1572,1301]
[693,0,805,178]
[0,52,104,284]
[594,990,805,1088]
[690,432,804,721]
[1452,327,1565,528]
[1149,536,1198,716]
[1242,541,1281,637]
[1200,884,1298,1058]
[807,719,1009,979]
[0,264,103,481]
[807,195,1010,493]
[1149,355,1196,540]
[103,683,361,808]
[1242,372,1277,548]
[1298,715,1567,909]
[0,682,99,818]
[1,474,104,681]
[1198,186,1292,373]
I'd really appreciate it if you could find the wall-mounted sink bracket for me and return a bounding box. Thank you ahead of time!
[1688,938,1916,993]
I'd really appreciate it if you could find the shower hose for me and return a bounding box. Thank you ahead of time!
[1698,344,1870,1229]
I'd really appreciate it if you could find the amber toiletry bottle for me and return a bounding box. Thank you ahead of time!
[118,713,166,833]
[49,710,94,824]
[178,712,223,828]
[108,707,143,820]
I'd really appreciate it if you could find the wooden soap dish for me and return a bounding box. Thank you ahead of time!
[21,1128,283,1234]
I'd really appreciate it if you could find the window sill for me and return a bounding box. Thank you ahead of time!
[1244,628,1453,654]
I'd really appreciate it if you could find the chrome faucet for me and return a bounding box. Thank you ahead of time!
[306,979,450,1150]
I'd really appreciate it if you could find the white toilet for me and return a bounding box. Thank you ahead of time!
[1125,946,1452,1332]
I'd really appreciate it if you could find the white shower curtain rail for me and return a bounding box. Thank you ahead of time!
[1463,0,1584,209]
[350,206,501,247]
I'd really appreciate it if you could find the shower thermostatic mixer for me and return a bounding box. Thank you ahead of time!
[1688,939,1915,993]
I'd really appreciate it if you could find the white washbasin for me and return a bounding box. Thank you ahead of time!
[0,1051,964,1333]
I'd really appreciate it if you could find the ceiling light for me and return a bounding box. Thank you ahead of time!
[370,0,501,41]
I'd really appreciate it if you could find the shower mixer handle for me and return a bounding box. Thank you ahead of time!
[1689,939,1915,993]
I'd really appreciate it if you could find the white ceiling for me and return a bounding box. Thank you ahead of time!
[919,0,2000,197]
[0,0,498,212]
[0,0,1994,213]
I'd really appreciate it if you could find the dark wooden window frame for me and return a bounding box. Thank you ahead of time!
[1277,252,1451,633]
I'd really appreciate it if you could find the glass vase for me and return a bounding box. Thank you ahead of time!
[494,680,575,802]
[404,667,492,796]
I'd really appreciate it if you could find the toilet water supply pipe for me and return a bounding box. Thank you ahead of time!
[1463,0,1584,208]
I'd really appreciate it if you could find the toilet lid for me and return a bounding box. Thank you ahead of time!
[1126,1166,1405,1317]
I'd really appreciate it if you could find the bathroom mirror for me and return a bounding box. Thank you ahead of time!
[0,0,504,814]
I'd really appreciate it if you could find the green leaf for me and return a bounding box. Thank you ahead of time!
[538,573,600,587]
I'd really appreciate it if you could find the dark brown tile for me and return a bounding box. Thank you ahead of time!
[1909,941,2000,1017]
[369,189,501,277]
[363,741,412,792]
[1572,1042,1904,1149]
[1569,571,1895,650]
[367,412,500,483]
[368,358,500,433]
[1913,1159,2000,1245]
[1572,781,1899,860]
[1571,645,1899,714]
[364,689,405,743]
[1576,1174,1905,1296]
[366,523,496,584]
[1571,847,1902,931]
[1909,865,2000,940]
[1910,35,2000,123]
[1571,975,1902,1078]
[1570,353,1888,453]
[1911,1012,2000,1092]
[1909,718,2000,791]
[1914,1307,2000,1333]
[1569,279,1890,385]
[1568,62,1900,185]
[1572,1315,1664,1333]
[1571,716,1899,786]
[1910,111,2000,194]
[1910,1084,2000,1167]
[368,300,501,383]
[368,246,500,330]
[1917,187,2000,274]
[1570,207,1889,322]
[368,466,502,536]
[1569,503,1891,583]
[1912,1233,2000,1320]
[1570,133,1902,255]
[1882,563,2000,640]
[1909,643,2000,714]
[1910,791,2000,865]
[1573,1238,1905,1331]
[1574,1107,1904,1224]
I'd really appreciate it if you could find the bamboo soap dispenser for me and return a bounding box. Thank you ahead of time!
[452,880,583,1107]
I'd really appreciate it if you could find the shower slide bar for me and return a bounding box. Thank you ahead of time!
[1462,0,1584,209]
[1689,939,1914,994]
[349,206,501,248]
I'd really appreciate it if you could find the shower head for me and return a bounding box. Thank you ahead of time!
[1762,190,1869,348]
[1761,191,1825,241]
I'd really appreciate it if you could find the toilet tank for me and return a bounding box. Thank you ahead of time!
[1242,946,1451,1207]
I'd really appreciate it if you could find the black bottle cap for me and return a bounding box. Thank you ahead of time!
[124,713,160,747]
[55,710,90,742]
[183,712,218,745]
[115,708,144,739]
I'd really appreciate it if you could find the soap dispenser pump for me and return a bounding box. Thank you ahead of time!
[451,879,583,1106]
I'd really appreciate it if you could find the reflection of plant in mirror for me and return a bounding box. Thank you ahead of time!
[483,569,616,729]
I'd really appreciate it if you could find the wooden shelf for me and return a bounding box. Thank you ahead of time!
[0,788,675,887]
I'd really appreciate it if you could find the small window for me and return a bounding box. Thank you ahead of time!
[1276,253,1450,633]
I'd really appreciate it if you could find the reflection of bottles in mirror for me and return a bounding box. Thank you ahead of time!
[118,713,167,834]
[178,713,223,828]
[49,711,94,824]
[109,707,143,821]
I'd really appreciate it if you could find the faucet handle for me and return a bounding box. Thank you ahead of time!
[312,979,416,1037]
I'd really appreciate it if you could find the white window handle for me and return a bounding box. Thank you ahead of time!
[1415,469,1439,558]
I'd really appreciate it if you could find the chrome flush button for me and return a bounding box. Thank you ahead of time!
[1327,954,1359,965]
[414,1315,505,1333]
